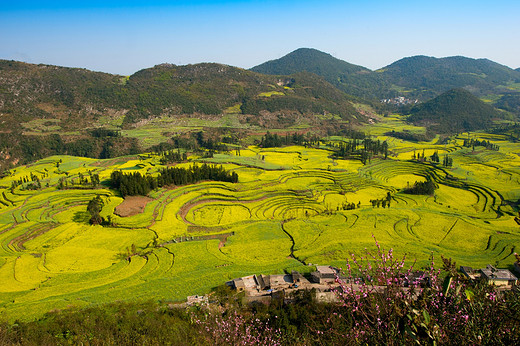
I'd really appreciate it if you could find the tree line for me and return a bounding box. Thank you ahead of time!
[111,163,239,197]
[159,150,188,165]
[463,138,500,151]
[330,138,389,164]
[259,131,321,148]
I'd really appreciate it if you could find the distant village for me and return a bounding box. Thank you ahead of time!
[380,96,419,106]
[186,257,520,306]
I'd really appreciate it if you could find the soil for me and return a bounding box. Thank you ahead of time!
[114,196,153,217]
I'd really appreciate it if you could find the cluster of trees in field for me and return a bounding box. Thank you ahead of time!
[385,129,436,142]
[330,138,389,164]
[412,150,453,167]
[463,138,500,151]
[159,150,188,164]
[259,131,321,148]
[89,129,121,138]
[403,177,437,195]
[370,192,393,208]
[111,163,238,197]
[442,154,453,167]
[87,195,104,225]
[412,149,428,161]
[10,172,46,191]
[57,171,100,190]
[339,201,360,210]
[151,131,241,155]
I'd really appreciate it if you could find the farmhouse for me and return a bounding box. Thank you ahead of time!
[232,275,263,292]
[480,265,518,287]
[310,265,341,284]
[460,265,518,288]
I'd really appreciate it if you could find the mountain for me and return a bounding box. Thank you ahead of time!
[121,62,361,126]
[0,60,122,130]
[251,49,520,102]
[0,59,365,169]
[378,56,520,100]
[250,48,389,99]
[0,59,362,128]
[407,88,501,132]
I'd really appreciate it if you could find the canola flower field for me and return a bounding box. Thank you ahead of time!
[0,117,519,321]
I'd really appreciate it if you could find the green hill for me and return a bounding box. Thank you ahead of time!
[378,55,520,100]
[0,60,365,169]
[250,48,389,99]
[122,62,361,125]
[407,88,501,132]
[251,49,520,102]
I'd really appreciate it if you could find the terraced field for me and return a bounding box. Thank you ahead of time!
[0,117,519,321]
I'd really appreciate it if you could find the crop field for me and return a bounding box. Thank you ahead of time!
[0,116,519,321]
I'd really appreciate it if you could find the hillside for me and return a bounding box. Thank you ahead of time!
[250,48,389,99]
[378,55,520,100]
[0,60,365,169]
[407,88,501,132]
[251,49,520,102]
[495,93,520,114]
[123,63,361,125]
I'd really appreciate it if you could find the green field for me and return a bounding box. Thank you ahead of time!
[0,116,519,322]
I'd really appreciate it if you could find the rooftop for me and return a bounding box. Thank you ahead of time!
[316,265,337,275]
[480,265,518,281]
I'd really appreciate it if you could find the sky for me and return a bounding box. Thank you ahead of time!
[1,0,519,75]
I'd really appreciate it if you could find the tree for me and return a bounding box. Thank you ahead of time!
[87,195,104,225]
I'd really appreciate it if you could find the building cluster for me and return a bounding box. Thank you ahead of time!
[186,260,520,307]
[460,260,519,289]
[228,266,346,304]
[380,96,418,106]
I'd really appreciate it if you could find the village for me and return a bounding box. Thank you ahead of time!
[186,256,520,306]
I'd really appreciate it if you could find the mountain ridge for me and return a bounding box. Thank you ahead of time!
[0,59,366,169]
[251,49,520,101]
[250,48,389,99]
[380,55,520,99]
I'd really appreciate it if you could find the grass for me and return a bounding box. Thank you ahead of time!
[0,115,519,321]
[258,91,284,97]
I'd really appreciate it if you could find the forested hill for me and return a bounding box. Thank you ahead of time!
[252,49,520,102]
[0,60,123,132]
[0,59,364,169]
[378,55,520,100]
[250,48,389,99]
[407,88,501,132]
[121,63,361,126]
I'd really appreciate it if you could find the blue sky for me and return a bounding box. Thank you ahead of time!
[1,1,519,75]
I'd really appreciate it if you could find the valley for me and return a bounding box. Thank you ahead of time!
[0,114,519,321]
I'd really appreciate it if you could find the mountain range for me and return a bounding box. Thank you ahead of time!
[1,48,519,169]
[251,48,520,101]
